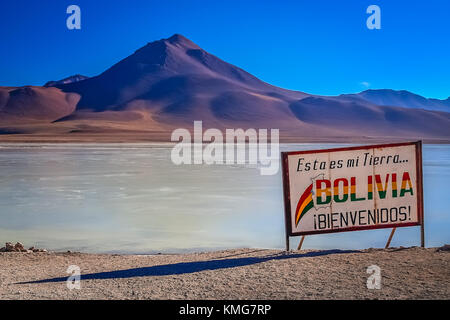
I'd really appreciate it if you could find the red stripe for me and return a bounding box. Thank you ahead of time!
[295,184,313,215]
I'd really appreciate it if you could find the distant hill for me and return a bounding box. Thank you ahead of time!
[0,86,79,122]
[341,89,450,112]
[44,74,89,87]
[0,34,449,142]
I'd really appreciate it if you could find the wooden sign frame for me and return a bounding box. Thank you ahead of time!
[281,141,424,251]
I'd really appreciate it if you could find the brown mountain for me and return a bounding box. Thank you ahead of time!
[0,34,449,142]
[0,86,79,122]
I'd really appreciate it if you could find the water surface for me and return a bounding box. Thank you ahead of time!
[0,143,448,253]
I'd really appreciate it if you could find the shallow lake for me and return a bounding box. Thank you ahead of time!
[0,143,448,253]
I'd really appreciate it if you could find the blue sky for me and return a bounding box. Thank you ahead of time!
[0,0,449,99]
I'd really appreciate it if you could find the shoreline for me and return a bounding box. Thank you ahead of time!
[1,247,449,299]
[1,138,450,145]
[0,133,450,144]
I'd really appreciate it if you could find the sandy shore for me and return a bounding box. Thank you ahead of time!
[0,247,448,300]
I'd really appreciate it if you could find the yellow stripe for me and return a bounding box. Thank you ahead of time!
[401,179,413,190]
[317,188,331,196]
[333,185,348,194]
[297,193,312,222]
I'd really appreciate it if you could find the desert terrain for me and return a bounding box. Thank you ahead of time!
[0,246,448,300]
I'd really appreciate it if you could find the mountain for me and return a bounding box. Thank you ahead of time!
[54,34,306,126]
[0,34,449,142]
[341,89,450,112]
[44,74,89,87]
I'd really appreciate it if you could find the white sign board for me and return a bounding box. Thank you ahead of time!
[281,142,423,236]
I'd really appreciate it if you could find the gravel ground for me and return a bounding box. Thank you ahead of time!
[0,247,448,300]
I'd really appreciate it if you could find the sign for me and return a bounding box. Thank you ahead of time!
[281,142,423,238]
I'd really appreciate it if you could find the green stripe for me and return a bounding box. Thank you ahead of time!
[298,201,314,225]
[351,193,365,201]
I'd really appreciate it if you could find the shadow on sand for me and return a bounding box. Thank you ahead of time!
[18,249,358,284]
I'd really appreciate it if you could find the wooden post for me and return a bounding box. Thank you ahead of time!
[418,140,425,248]
[297,236,306,250]
[282,152,291,253]
[420,223,425,248]
[385,227,396,249]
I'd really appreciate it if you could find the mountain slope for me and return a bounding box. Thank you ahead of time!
[289,96,450,137]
